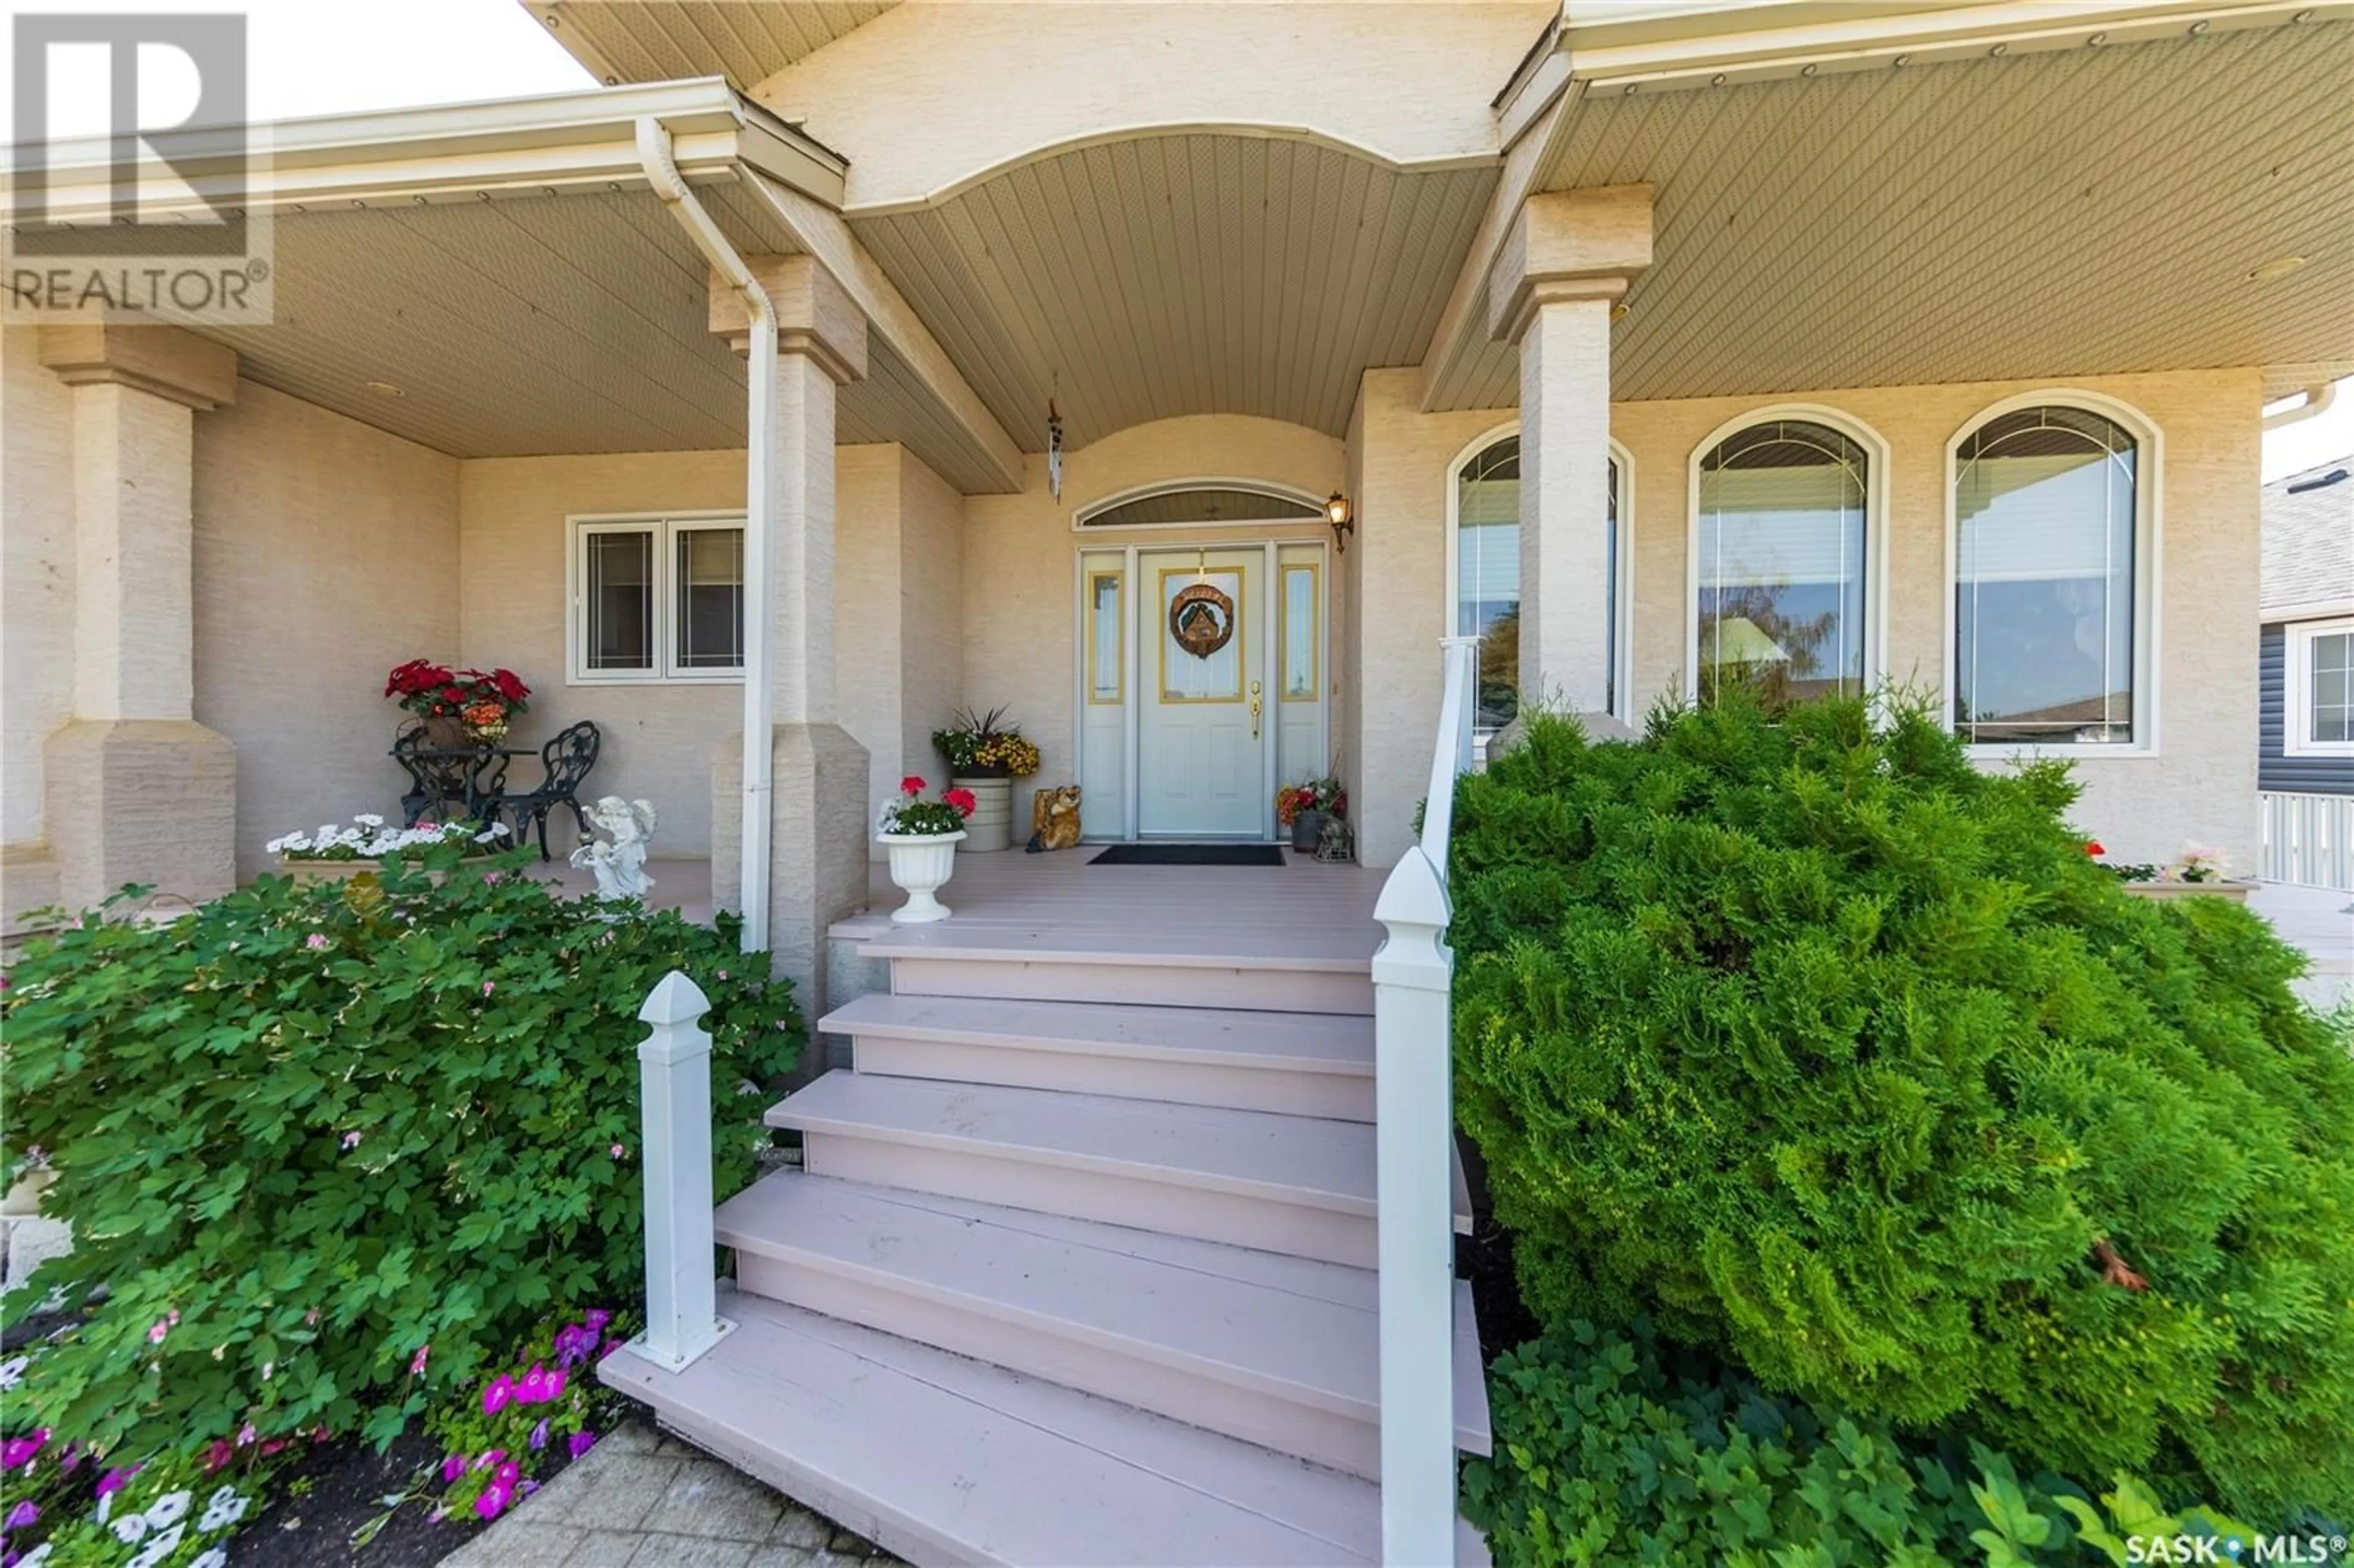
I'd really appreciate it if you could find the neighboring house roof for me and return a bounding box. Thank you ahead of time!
[2261,457,2354,621]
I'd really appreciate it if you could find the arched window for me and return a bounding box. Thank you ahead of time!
[1951,402,2145,747]
[1448,433,1628,732]
[1693,416,1873,706]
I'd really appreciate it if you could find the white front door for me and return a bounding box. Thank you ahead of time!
[1138,546,1268,837]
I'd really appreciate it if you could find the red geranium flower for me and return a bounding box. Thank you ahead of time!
[943,788,978,817]
[2084,840,2106,856]
[901,775,926,794]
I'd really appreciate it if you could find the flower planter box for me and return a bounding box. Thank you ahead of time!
[880,829,967,923]
[952,776,1013,853]
[278,857,457,887]
[2120,879,2256,904]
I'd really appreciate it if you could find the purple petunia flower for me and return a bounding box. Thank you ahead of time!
[567,1430,596,1460]
[97,1464,139,1496]
[409,1345,430,1376]
[4,1499,36,1528]
[493,1461,520,1488]
[584,1309,612,1334]
[440,1453,465,1484]
[528,1420,549,1452]
[1,1431,48,1470]
[472,1449,506,1472]
[481,1374,514,1417]
[474,1483,511,1521]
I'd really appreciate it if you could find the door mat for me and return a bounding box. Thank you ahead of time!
[1087,843,1287,868]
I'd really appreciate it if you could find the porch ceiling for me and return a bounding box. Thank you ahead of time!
[521,1,901,88]
[192,182,1010,490]
[850,133,1499,452]
[1429,21,2354,409]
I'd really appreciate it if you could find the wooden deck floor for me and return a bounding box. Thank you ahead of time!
[836,845,1385,965]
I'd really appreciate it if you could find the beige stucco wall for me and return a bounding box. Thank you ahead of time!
[192,381,461,878]
[1,330,77,859]
[960,413,1348,815]
[1346,366,2263,872]
[755,1,1550,210]
[898,450,966,800]
[457,442,956,859]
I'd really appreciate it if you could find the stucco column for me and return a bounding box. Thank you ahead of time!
[36,324,238,913]
[706,257,872,1022]
[1488,186,1652,720]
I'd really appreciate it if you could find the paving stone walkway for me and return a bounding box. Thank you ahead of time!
[438,1420,902,1568]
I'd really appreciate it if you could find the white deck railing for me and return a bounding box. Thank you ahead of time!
[1372,635,1480,1566]
[2261,791,2354,892]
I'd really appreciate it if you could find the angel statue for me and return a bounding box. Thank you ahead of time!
[570,795,657,900]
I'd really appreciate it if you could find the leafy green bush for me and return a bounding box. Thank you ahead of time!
[1462,1321,2259,1568]
[1449,695,2354,1519]
[1,851,801,1458]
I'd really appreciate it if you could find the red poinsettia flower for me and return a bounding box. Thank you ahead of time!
[491,668,530,702]
[943,788,978,817]
[901,775,926,795]
[2084,840,2106,857]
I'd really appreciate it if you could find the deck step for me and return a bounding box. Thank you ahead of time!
[716,1173,1488,1479]
[864,924,1374,1014]
[601,1286,1492,1567]
[820,993,1376,1121]
[769,1072,1470,1269]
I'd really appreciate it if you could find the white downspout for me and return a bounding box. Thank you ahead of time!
[637,115,773,955]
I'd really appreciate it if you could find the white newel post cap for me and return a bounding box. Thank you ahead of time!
[638,971,714,1061]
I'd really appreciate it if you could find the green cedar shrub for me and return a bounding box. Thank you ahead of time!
[1449,694,2354,1520]
[0,848,802,1457]
[1461,1320,2261,1568]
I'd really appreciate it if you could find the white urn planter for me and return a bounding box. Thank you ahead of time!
[880,829,967,923]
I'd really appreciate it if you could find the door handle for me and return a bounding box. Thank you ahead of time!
[1249,680,1263,739]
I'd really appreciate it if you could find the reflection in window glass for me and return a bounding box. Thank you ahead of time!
[1089,572,1122,703]
[1282,566,1317,700]
[1954,406,2137,745]
[2311,631,2352,744]
[1455,438,1522,731]
[586,530,653,671]
[675,527,744,669]
[1696,420,1868,707]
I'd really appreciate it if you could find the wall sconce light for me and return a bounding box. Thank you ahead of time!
[1325,491,1354,552]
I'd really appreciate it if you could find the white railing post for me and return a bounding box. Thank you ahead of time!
[624,970,735,1371]
[1374,848,1458,1567]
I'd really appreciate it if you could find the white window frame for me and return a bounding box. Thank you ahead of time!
[1683,402,1891,709]
[1441,423,1636,726]
[1941,390,2163,759]
[566,510,748,686]
[2285,615,2354,758]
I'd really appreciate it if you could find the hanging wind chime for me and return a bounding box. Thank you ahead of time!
[1046,397,1065,501]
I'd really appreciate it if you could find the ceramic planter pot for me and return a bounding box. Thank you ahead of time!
[1290,810,1326,853]
[880,829,967,923]
[953,776,1013,853]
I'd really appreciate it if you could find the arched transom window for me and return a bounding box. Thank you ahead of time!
[1694,417,1872,706]
[1952,404,2141,747]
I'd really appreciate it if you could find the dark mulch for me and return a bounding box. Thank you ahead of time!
[1453,1132,1539,1363]
[227,1423,600,1568]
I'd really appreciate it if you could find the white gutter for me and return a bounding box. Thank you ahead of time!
[637,115,774,957]
[2264,381,2339,431]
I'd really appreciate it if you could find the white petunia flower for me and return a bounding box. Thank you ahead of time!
[128,1522,186,1568]
[112,1511,148,1543]
[146,1488,192,1528]
[190,1551,228,1568]
[198,1486,248,1531]
[0,1353,28,1388]
[17,1545,53,1568]
[354,813,384,828]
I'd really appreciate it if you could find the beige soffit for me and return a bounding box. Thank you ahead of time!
[5,76,846,220]
[520,1,902,87]
[185,184,1007,489]
[850,132,1498,452]
[1430,19,2354,411]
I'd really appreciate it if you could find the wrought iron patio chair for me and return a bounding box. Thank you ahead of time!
[389,721,506,826]
[491,720,601,861]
